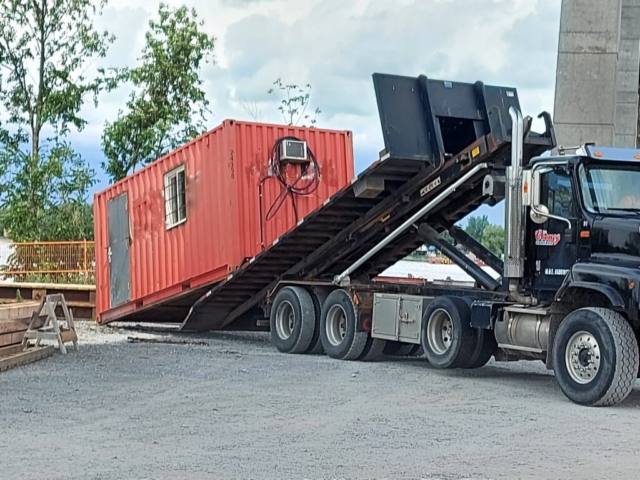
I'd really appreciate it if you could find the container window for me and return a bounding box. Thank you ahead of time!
[164,166,187,229]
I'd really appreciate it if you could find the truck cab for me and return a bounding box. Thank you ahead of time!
[524,145,640,318]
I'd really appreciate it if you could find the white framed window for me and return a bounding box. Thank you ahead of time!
[164,165,187,229]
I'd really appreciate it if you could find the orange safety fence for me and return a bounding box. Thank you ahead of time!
[0,241,96,285]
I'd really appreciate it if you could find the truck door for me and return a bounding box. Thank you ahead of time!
[528,167,578,292]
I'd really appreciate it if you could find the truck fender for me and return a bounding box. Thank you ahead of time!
[555,281,626,309]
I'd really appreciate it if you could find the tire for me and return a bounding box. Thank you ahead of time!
[269,286,315,354]
[358,338,386,362]
[383,341,415,357]
[320,289,368,360]
[552,308,639,407]
[306,289,328,355]
[408,345,424,357]
[421,296,477,369]
[464,328,496,369]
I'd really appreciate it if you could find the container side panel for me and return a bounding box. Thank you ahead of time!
[95,120,353,322]
[245,124,354,250]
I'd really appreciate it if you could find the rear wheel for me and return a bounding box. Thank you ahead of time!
[270,287,315,354]
[358,337,386,362]
[408,345,424,357]
[306,289,328,355]
[320,289,368,360]
[553,308,639,406]
[421,296,477,369]
[383,341,415,357]
[464,328,496,369]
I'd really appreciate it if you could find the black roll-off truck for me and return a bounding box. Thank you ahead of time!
[184,73,640,406]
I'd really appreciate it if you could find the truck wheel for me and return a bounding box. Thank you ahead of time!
[464,328,496,369]
[270,286,315,354]
[421,296,477,369]
[358,337,386,362]
[553,308,639,406]
[383,341,415,357]
[408,345,424,357]
[306,289,327,355]
[320,289,368,360]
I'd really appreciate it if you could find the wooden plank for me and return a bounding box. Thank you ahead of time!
[60,330,77,343]
[23,331,59,341]
[0,344,24,357]
[0,331,25,347]
[0,302,40,322]
[0,320,28,334]
[0,346,54,373]
[0,281,95,291]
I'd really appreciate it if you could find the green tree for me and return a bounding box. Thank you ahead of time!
[0,144,95,241]
[102,3,216,182]
[268,77,321,127]
[465,215,490,243]
[0,0,115,241]
[481,224,505,257]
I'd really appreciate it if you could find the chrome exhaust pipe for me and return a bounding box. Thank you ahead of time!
[504,107,525,279]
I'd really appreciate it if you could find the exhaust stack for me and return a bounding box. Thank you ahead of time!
[504,107,525,279]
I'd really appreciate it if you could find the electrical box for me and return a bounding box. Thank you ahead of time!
[280,139,308,163]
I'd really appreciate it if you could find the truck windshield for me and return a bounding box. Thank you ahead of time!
[579,163,640,213]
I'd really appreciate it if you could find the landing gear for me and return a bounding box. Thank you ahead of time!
[553,308,639,406]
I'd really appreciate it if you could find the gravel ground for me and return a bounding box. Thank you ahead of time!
[2,321,640,480]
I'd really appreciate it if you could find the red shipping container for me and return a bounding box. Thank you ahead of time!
[94,120,354,324]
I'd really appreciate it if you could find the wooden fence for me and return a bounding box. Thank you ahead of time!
[1,241,95,285]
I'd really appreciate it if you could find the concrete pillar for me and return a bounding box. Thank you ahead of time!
[553,0,622,148]
[554,0,640,148]
[614,0,640,147]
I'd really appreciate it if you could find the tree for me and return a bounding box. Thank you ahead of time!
[481,224,505,257]
[102,3,216,182]
[465,215,490,243]
[0,0,115,241]
[241,100,264,122]
[0,142,95,241]
[268,77,321,127]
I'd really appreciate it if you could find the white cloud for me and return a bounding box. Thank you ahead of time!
[72,0,562,172]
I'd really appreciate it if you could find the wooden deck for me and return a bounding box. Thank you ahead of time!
[0,282,95,320]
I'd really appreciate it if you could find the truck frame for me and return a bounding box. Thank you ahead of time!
[183,73,640,407]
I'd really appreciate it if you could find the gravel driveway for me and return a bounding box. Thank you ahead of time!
[1,321,640,480]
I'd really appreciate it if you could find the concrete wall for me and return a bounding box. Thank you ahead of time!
[615,0,640,147]
[554,0,639,148]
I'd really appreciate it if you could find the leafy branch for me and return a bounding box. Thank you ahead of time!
[101,3,216,182]
[268,77,321,127]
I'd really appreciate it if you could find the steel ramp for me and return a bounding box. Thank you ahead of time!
[181,74,556,331]
[182,135,552,331]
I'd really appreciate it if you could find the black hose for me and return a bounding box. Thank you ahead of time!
[262,136,320,222]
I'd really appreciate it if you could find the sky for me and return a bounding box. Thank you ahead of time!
[73,0,563,225]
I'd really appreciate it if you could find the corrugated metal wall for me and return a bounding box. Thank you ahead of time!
[94,120,354,322]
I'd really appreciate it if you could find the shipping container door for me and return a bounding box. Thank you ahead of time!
[108,193,131,307]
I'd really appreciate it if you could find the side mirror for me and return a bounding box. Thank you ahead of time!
[531,204,550,224]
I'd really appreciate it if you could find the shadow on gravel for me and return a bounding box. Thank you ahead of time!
[108,323,271,346]
[384,355,640,408]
